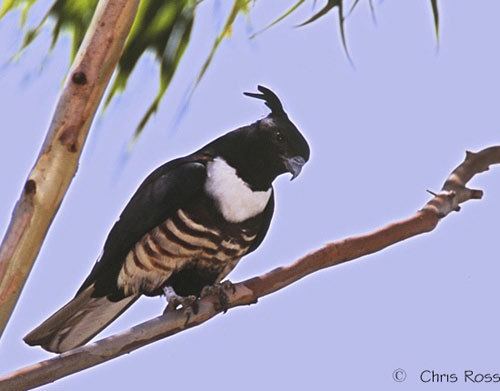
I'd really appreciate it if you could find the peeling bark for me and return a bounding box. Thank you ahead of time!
[1,145,498,390]
[0,0,140,340]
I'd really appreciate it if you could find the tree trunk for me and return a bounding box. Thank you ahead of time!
[0,0,140,340]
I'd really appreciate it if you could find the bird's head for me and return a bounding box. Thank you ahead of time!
[248,86,310,177]
[205,86,310,191]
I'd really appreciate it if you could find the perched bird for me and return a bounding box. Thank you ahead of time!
[24,85,310,353]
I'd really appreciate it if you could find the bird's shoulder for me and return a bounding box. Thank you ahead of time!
[79,152,213,296]
[114,152,215,230]
[136,152,212,191]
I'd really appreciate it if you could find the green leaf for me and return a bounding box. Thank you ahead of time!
[297,0,339,26]
[0,0,21,19]
[196,0,251,85]
[0,0,36,26]
[349,0,377,25]
[298,0,352,65]
[347,0,361,16]
[2,0,196,139]
[1,0,352,139]
[430,0,439,40]
[368,0,377,25]
[16,0,97,59]
[19,0,35,25]
[250,0,306,39]
[2,0,411,139]
[116,0,196,141]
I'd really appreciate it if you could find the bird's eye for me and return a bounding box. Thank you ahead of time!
[276,132,285,143]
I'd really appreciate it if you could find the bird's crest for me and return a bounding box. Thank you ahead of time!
[244,85,287,117]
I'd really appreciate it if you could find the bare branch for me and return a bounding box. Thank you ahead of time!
[0,0,140,339]
[1,145,499,390]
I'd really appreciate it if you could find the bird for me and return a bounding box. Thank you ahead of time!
[24,85,310,353]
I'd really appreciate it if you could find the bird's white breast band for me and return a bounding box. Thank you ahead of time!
[205,157,271,223]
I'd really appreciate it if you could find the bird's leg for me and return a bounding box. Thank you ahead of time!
[200,280,235,313]
[162,286,198,315]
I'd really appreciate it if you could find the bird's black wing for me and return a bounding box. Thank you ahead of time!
[247,190,275,254]
[78,156,208,298]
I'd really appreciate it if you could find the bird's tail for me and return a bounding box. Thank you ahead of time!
[24,285,139,353]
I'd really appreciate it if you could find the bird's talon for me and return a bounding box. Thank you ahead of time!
[190,300,199,315]
[221,280,236,294]
[163,287,198,315]
[201,283,231,313]
[219,292,230,314]
[183,308,192,327]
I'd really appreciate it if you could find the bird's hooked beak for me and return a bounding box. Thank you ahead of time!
[283,156,306,180]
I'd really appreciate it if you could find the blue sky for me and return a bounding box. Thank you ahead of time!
[1,1,499,389]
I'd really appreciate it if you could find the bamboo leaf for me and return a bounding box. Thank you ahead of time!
[19,0,35,25]
[347,0,361,17]
[45,0,97,58]
[0,0,20,19]
[250,0,306,39]
[1,0,350,138]
[0,0,35,23]
[369,0,377,25]
[298,0,352,65]
[430,0,439,40]
[196,0,251,85]
[0,0,377,137]
[2,0,197,137]
[297,0,339,26]
[348,0,377,25]
[125,0,196,141]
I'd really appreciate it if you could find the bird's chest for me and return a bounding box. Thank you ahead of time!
[117,201,262,296]
[179,198,262,264]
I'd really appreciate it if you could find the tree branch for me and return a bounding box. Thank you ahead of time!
[1,146,499,390]
[0,0,140,340]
